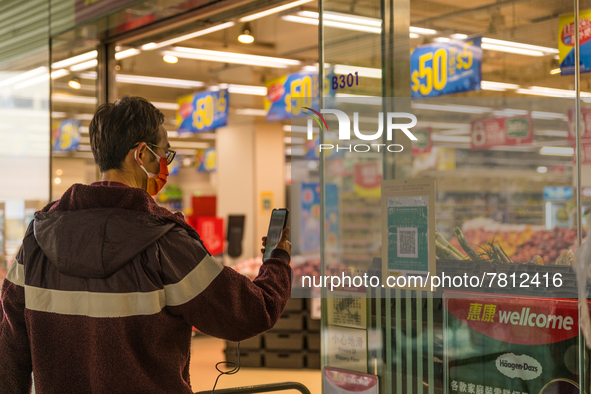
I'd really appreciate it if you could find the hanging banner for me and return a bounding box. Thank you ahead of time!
[176,89,228,133]
[445,292,581,394]
[411,36,482,98]
[471,115,534,150]
[197,148,217,172]
[567,107,591,141]
[558,10,591,76]
[52,120,81,152]
[411,128,432,155]
[265,71,335,122]
[195,217,224,256]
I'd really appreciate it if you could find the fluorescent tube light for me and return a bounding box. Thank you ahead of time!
[0,66,48,87]
[72,114,95,120]
[152,102,180,110]
[240,0,313,22]
[539,146,574,156]
[115,48,141,60]
[51,94,97,105]
[481,43,544,56]
[314,11,382,27]
[550,68,561,75]
[14,73,50,89]
[530,111,568,121]
[115,74,204,88]
[492,109,528,116]
[516,86,591,98]
[334,64,381,78]
[70,59,98,71]
[535,130,569,137]
[451,34,468,39]
[51,112,68,118]
[409,26,437,35]
[145,22,236,50]
[164,47,300,68]
[481,38,558,55]
[235,108,267,116]
[411,103,492,114]
[227,84,267,96]
[410,33,420,38]
[481,81,519,91]
[282,15,381,34]
[51,69,70,79]
[52,51,97,69]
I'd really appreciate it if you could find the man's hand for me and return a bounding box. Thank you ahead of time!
[260,228,291,257]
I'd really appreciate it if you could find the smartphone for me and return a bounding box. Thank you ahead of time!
[263,208,289,260]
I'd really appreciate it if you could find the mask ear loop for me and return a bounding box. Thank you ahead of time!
[134,145,151,178]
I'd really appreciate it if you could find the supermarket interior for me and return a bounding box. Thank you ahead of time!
[2,0,591,392]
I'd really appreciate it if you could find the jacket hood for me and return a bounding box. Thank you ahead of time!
[34,208,176,278]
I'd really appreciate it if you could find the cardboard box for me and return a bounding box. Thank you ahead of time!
[264,351,305,369]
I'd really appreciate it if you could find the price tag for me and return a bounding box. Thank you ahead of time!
[176,89,229,133]
[411,36,482,98]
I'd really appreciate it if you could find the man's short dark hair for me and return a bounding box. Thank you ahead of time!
[89,96,165,172]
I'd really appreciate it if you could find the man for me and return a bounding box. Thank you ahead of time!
[0,96,292,393]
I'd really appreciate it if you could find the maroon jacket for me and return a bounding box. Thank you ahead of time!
[0,181,291,393]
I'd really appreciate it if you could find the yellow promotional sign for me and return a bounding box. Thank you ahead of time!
[558,10,591,75]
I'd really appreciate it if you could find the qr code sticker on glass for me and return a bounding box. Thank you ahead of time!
[397,227,418,258]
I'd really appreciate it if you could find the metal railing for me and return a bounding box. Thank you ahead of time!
[194,382,312,394]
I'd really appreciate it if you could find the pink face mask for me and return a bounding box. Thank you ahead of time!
[135,145,169,196]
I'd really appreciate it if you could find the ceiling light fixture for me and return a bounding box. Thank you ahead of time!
[550,68,561,75]
[240,0,313,22]
[481,37,558,55]
[142,22,235,51]
[163,55,178,64]
[481,43,544,57]
[481,81,520,91]
[227,84,267,96]
[516,86,591,98]
[0,66,48,87]
[235,108,266,116]
[539,146,574,156]
[51,51,98,69]
[114,48,141,60]
[238,23,255,44]
[164,47,300,68]
[411,103,493,114]
[115,74,204,88]
[70,59,98,71]
[51,93,97,105]
[68,78,81,89]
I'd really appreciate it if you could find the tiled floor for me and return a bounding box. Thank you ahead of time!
[189,335,321,393]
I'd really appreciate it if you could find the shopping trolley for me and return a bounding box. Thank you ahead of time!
[194,381,311,394]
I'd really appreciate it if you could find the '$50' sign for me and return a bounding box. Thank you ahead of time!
[410,36,482,98]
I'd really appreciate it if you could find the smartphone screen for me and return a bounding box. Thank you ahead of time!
[263,209,288,260]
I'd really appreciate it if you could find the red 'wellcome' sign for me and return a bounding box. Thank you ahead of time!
[446,293,579,345]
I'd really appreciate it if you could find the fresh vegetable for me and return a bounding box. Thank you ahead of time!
[436,230,465,259]
[436,240,462,260]
[494,245,511,264]
[531,255,544,265]
[556,249,574,266]
[454,227,480,261]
